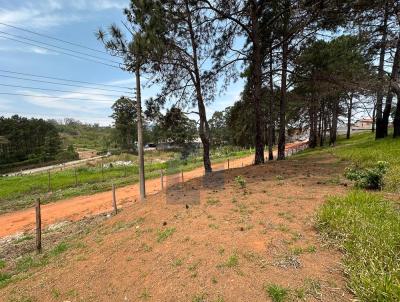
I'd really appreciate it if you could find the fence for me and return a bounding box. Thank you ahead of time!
[29,142,307,252]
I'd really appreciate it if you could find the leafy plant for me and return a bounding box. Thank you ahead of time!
[265,284,289,302]
[344,161,389,190]
[234,175,246,189]
[157,227,176,243]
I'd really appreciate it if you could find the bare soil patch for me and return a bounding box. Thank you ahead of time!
[0,153,352,302]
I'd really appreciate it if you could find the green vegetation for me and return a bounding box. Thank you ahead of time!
[0,148,251,214]
[157,227,176,243]
[318,191,400,301]
[345,161,389,190]
[295,132,400,192]
[265,284,289,302]
[234,175,246,189]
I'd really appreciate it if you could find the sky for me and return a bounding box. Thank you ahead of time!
[0,0,244,126]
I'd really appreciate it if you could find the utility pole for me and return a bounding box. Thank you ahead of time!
[136,63,146,200]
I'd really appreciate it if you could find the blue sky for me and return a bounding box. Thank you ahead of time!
[0,0,244,126]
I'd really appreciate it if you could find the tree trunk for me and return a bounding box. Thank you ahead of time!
[394,94,400,138]
[346,94,353,139]
[392,82,400,137]
[372,104,376,132]
[278,39,288,159]
[135,65,146,200]
[268,47,274,161]
[376,1,389,139]
[308,97,318,148]
[383,35,400,136]
[185,1,212,173]
[250,1,264,165]
[330,101,339,146]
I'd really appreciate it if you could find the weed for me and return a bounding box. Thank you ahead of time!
[291,245,316,256]
[208,224,219,229]
[51,288,61,299]
[141,243,153,252]
[265,284,289,302]
[345,161,389,190]
[139,289,151,300]
[188,260,201,272]
[207,198,221,206]
[0,259,5,269]
[276,175,284,181]
[50,242,68,257]
[157,227,176,243]
[171,258,183,267]
[14,234,34,244]
[234,176,246,189]
[16,256,47,273]
[192,293,207,302]
[211,276,218,284]
[219,252,239,268]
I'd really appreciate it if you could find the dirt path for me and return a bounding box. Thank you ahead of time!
[0,154,252,238]
[0,150,351,302]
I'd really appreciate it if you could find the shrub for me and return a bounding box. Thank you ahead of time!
[344,161,389,190]
[234,175,246,189]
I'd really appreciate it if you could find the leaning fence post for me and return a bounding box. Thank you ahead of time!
[112,184,117,215]
[35,198,42,254]
[160,170,164,190]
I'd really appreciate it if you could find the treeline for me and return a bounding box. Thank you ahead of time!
[97,0,400,173]
[0,115,65,171]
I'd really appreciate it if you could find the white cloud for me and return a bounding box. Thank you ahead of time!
[0,0,126,29]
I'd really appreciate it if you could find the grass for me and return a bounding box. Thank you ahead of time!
[0,148,252,214]
[294,132,400,192]
[317,191,400,301]
[265,284,289,302]
[156,227,176,243]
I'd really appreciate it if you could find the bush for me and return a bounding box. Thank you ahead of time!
[344,161,389,190]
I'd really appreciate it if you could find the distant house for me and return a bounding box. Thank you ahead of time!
[353,118,374,131]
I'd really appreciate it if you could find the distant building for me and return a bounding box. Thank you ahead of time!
[353,118,374,130]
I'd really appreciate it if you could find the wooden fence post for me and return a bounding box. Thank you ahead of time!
[124,165,127,177]
[181,170,184,183]
[160,170,164,190]
[35,198,42,254]
[112,184,117,215]
[228,159,230,170]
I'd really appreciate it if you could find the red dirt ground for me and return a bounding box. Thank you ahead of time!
[0,151,352,302]
[0,143,303,238]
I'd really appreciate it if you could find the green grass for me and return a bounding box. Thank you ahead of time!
[265,284,289,302]
[157,227,176,243]
[317,191,400,301]
[0,149,252,214]
[294,132,400,192]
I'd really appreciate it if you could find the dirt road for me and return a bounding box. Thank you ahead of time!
[0,143,305,238]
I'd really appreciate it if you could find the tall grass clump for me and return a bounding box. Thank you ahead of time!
[317,191,400,301]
